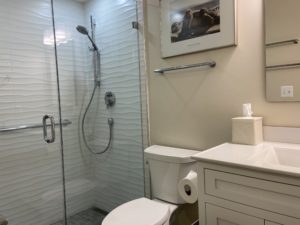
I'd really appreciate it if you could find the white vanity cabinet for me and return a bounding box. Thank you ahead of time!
[196,162,300,225]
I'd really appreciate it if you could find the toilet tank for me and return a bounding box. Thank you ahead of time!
[144,145,199,204]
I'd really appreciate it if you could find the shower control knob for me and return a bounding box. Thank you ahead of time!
[105,91,116,108]
[107,118,114,126]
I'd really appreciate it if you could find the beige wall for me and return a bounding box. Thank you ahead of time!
[144,0,300,151]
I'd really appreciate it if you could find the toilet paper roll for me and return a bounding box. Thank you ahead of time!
[178,170,198,204]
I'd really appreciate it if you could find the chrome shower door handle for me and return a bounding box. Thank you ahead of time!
[42,115,56,143]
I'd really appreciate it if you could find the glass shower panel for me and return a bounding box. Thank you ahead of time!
[87,0,145,212]
[51,0,97,222]
[0,1,66,225]
[53,0,145,223]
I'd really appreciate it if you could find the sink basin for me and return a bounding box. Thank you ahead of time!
[263,145,300,168]
[192,142,300,177]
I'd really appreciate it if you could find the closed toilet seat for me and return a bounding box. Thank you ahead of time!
[102,198,172,225]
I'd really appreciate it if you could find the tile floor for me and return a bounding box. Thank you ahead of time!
[51,208,106,225]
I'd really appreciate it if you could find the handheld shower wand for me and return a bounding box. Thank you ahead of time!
[76,25,99,52]
[76,23,114,155]
[76,24,100,87]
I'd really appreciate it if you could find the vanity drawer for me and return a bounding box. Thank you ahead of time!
[204,169,300,218]
[206,204,264,225]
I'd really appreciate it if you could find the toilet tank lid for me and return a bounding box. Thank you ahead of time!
[144,145,199,163]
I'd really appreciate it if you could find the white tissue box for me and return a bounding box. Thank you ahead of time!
[232,117,263,145]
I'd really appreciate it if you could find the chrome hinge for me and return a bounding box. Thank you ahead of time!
[132,21,139,30]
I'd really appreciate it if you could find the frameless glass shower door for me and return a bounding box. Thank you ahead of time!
[0,0,145,224]
[0,1,66,224]
[53,0,145,224]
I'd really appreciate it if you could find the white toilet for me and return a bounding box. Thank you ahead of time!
[102,145,199,225]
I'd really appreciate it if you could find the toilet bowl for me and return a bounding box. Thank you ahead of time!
[102,145,199,225]
[102,198,177,225]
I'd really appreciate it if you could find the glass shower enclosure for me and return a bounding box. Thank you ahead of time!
[0,0,145,224]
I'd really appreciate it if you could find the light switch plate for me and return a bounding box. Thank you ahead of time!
[281,86,294,97]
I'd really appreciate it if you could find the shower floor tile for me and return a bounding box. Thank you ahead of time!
[51,208,106,225]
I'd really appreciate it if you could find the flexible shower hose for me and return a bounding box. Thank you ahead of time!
[81,84,113,154]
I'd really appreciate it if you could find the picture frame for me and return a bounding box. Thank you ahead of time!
[160,0,237,58]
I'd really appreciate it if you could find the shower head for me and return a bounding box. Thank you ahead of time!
[76,25,89,35]
[76,25,99,52]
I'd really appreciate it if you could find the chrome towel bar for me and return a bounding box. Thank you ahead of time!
[266,62,300,70]
[0,119,72,133]
[154,61,216,74]
[266,39,299,47]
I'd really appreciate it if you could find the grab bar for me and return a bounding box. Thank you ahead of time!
[266,39,298,47]
[154,61,216,74]
[0,119,72,133]
[266,62,300,70]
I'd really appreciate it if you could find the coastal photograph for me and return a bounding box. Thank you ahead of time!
[170,0,220,43]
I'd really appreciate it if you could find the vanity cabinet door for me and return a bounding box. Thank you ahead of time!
[206,204,264,225]
[204,169,300,218]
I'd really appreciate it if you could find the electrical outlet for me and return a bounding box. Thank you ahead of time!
[281,86,294,97]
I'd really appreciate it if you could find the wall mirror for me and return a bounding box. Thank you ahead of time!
[265,0,300,102]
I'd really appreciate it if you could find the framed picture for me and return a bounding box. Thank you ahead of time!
[160,0,237,58]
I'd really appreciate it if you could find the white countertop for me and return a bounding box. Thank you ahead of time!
[192,142,300,177]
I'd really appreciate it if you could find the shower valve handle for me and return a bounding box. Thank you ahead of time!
[105,92,116,109]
